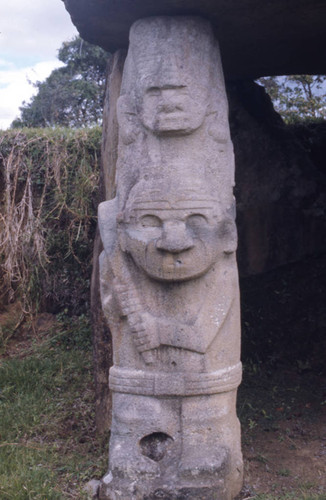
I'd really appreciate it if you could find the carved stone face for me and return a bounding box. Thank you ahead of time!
[120,190,236,282]
[141,84,208,136]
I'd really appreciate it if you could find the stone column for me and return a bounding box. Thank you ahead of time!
[98,16,243,500]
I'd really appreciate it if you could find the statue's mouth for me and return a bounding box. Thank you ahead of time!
[139,243,213,282]
[162,254,184,268]
[157,112,186,124]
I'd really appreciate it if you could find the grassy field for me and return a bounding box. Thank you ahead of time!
[0,314,108,500]
[1,320,325,500]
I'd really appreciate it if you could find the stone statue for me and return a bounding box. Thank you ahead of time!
[98,16,243,500]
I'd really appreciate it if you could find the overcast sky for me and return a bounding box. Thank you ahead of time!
[0,0,78,129]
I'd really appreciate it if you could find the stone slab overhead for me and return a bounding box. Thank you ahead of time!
[63,0,326,79]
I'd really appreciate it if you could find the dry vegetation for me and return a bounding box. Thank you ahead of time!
[0,128,101,321]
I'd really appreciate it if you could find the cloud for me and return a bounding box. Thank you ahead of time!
[0,60,64,129]
[0,59,15,70]
[0,0,78,63]
[0,0,78,129]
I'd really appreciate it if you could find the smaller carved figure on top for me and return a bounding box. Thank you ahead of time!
[117,16,229,141]
[139,53,210,136]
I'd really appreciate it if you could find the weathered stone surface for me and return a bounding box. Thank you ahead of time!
[227,81,326,276]
[62,0,326,79]
[98,16,242,499]
[90,51,126,433]
[84,479,101,499]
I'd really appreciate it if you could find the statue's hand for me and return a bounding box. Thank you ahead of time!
[130,312,160,353]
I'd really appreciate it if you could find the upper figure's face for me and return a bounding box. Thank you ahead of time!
[127,17,222,136]
[120,194,236,282]
[141,84,208,136]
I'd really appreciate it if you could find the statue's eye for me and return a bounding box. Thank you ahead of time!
[140,215,162,228]
[187,214,207,229]
[146,87,161,97]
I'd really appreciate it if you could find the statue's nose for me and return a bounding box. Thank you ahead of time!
[156,221,194,253]
[158,90,183,113]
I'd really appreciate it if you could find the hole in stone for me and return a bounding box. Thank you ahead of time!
[139,432,173,462]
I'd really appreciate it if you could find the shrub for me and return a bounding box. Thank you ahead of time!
[0,128,101,318]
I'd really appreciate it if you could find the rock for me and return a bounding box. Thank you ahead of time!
[227,80,326,276]
[62,0,326,79]
[84,479,100,499]
[98,16,242,500]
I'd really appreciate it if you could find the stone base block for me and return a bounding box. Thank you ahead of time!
[99,478,230,500]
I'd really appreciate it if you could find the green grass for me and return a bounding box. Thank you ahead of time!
[0,310,23,355]
[2,312,325,499]
[0,318,107,499]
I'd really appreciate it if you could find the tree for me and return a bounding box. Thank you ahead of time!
[12,37,110,128]
[258,75,326,124]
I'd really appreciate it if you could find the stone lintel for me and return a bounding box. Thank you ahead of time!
[63,0,326,79]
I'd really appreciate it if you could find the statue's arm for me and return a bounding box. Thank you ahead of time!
[133,313,205,354]
[134,300,232,355]
[135,265,237,355]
